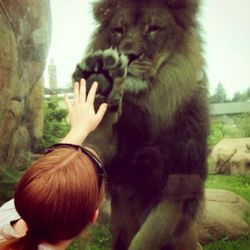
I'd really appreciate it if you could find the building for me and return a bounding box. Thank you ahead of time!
[48,59,58,91]
[210,102,250,116]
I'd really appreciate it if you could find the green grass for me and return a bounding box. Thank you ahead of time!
[204,174,250,250]
[204,234,250,250]
[68,224,111,250]
[68,175,250,250]
[205,174,250,202]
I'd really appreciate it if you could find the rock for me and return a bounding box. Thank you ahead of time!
[0,0,51,168]
[197,189,250,244]
[210,138,250,175]
[99,189,250,246]
[5,125,31,167]
[26,77,45,144]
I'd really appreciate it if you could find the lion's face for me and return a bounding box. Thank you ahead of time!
[105,2,183,93]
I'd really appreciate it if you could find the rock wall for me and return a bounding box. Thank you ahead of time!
[0,0,51,168]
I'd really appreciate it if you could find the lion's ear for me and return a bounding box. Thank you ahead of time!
[165,0,201,29]
[93,0,116,24]
[165,0,200,11]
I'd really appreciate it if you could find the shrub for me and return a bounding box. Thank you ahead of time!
[235,113,250,137]
[208,122,226,146]
[0,166,22,205]
[34,96,69,152]
[208,113,250,147]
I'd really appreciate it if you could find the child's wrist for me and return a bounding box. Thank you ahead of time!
[60,128,89,145]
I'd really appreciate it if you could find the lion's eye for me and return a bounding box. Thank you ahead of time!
[147,25,162,34]
[113,27,124,34]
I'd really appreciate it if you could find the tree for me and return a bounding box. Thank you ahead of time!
[232,91,243,102]
[210,82,227,103]
[232,87,250,102]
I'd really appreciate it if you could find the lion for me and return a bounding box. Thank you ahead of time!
[73,0,209,249]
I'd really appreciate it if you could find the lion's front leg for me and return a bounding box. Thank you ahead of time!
[72,48,128,163]
[128,199,182,250]
[73,48,128,121]
[128,175,204,250]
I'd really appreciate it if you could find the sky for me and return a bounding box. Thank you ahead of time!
[44,0,250,98]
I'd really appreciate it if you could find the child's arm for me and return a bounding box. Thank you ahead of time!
[61,79,107,145]
[0,199,25,240]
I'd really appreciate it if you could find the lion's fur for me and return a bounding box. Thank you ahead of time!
[75,0,209,249]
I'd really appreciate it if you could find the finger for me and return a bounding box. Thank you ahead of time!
[64,94,72,112]
[79,78,86,101]
[74,82,80,102]
[95,103,108,125]
[86,81,98,104]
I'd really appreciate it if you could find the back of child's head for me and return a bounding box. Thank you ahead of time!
[14,147,104,246]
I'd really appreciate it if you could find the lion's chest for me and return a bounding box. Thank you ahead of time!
[118,96,163,145]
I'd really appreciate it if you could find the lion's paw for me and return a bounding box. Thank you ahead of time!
[73,48,128,110]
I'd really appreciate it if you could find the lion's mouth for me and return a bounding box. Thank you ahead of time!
[127,60,152,78]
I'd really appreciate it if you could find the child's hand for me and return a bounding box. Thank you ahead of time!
[61,79,107,145]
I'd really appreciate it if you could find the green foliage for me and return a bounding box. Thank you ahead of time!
[210,82,227,103]
[235,113,250,137]
[204,234,250,250]
[232,91,244,102]
[232,88,250,102]
[208,122,227,146]
[35,96,69,152]
[68,224,111,250]
[206,175,250,202]
[0,166,22,205]
[210,86,250,103]
[208,113,250,147]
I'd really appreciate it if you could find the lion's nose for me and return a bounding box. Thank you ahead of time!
[118,41,143,63]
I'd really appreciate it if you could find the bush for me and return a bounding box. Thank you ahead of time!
[208,122,227,146]
[208,113,250,147]
[235,113,250,137]
[35,96,69,152]
[0,166,22,205]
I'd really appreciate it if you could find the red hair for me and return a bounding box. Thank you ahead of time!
[0,147,104,249]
